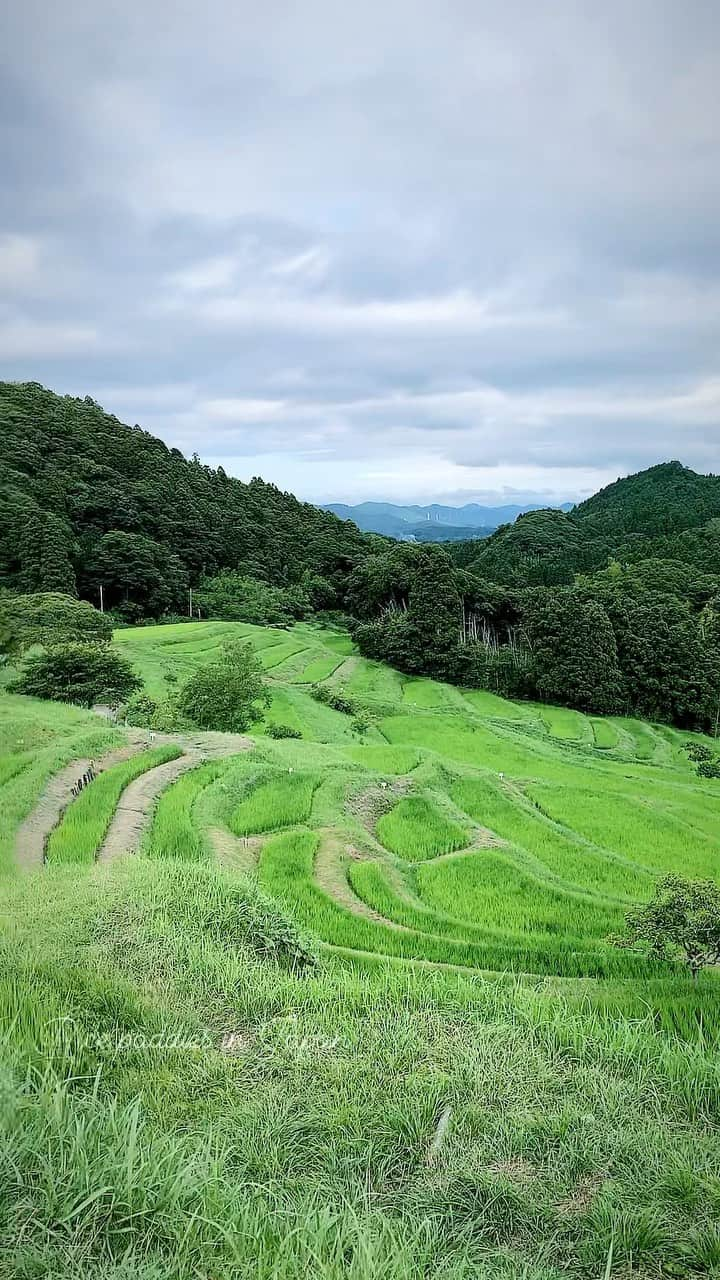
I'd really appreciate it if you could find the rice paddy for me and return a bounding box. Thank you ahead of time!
[3,618,720,1278]
[375,795,468,861]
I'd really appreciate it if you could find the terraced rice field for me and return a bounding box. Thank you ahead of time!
[13,618,693,993]
[6,620,719,990]
[4,620,720,1276]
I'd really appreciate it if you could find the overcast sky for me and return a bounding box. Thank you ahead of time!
[1,1,719,504]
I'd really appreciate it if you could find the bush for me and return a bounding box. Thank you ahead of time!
[351,714,370,735]
[122,691,158,727]
[10,643,141,707]
[696,759,720,779]
[311,684,357,715]
[684,743,713,762]
[266,723,302,739]
[178,640,270,732]
[0,591,112,656]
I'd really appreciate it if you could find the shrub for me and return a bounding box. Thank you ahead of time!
[311,684,357,715]
[612,874,720,980]
[0,591,112,656]
[178,640,270,732]
[122,691,158,727]
[684,743,713,762]
[266,723,302,739]
[10,643,140,707]
[696,759,720,779]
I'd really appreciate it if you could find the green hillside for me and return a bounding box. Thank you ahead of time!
[0,381,373,612]
[2,620,720,1277]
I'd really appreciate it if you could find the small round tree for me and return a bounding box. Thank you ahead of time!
[178,640,270,732]
[0,592,112,656]
[612,874,720,981]
[10,643,141,708]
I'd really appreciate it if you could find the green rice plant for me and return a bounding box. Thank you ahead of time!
[451,776,653,899]
[344,658,405,708]
[401,678,456,708]
[292,654,346,683]
[229,771,319,836]
[341,745,420,774]
[319,632,355,655]
[375,795,467,861]
[591,718,620,750]
[45,746,182,866]
[254,688,306,737]
[259,641,309,670]
[414,846,624,939]
[259,831,656,978]
[612,717,659,761]
[347,858,653,978]
[529,782,720,879]
[540,705,592,742]
[145,759,232,861]
[460,688,534,720]
[0,696,122,874]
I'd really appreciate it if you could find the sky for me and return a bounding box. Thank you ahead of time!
[1,0,719,505]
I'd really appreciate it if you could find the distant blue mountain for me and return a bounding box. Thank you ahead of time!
[320,500,574,541]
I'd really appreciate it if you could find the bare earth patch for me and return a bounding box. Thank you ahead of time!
[14,733,148,872]
[209,826,265,873]
[314,829,411,928]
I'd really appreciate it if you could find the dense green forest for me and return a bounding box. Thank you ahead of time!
[355,465,720,730]
[2,382,719,730]
[0,381,374,619]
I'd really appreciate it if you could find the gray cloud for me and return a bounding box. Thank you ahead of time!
[1,0,719,502]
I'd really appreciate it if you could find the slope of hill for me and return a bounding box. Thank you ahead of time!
[456,462,720,587]
[2,620,720,1277]
[0,381,373,613]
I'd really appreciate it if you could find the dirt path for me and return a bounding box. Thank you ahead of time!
[208,827,264,873]
[14,736,148,872]
[97,730,254,862]
[314,829,410,927]
[346,776,413,834]
[97,755,200,862]
[15,728,254,872]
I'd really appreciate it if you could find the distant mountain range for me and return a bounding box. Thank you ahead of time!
[320,500,575,542]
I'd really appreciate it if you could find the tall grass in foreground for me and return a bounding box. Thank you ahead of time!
[230,771,319,836]
[145,759,232,861]
[45,747,182,866]
[376,796,467,861]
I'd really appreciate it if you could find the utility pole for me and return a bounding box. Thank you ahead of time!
[99,584,104,613]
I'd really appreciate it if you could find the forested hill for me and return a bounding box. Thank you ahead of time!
[0,382,374,615]
[453,461,720,587]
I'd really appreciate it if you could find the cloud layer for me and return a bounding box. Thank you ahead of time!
[2,1,719,502]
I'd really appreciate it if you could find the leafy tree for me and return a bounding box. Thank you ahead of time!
[10,644,141,707]
[523,590,625,713]
[0,592,112,656]
[82,531,189,616]
[405,548,463,666]
[612,875,720,981]
[196,572,310,624]
[177,640,270,732]
[0,381,371,616]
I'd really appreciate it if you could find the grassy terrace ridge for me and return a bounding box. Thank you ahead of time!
[2,618,720,1278]
[45,745,183,865]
